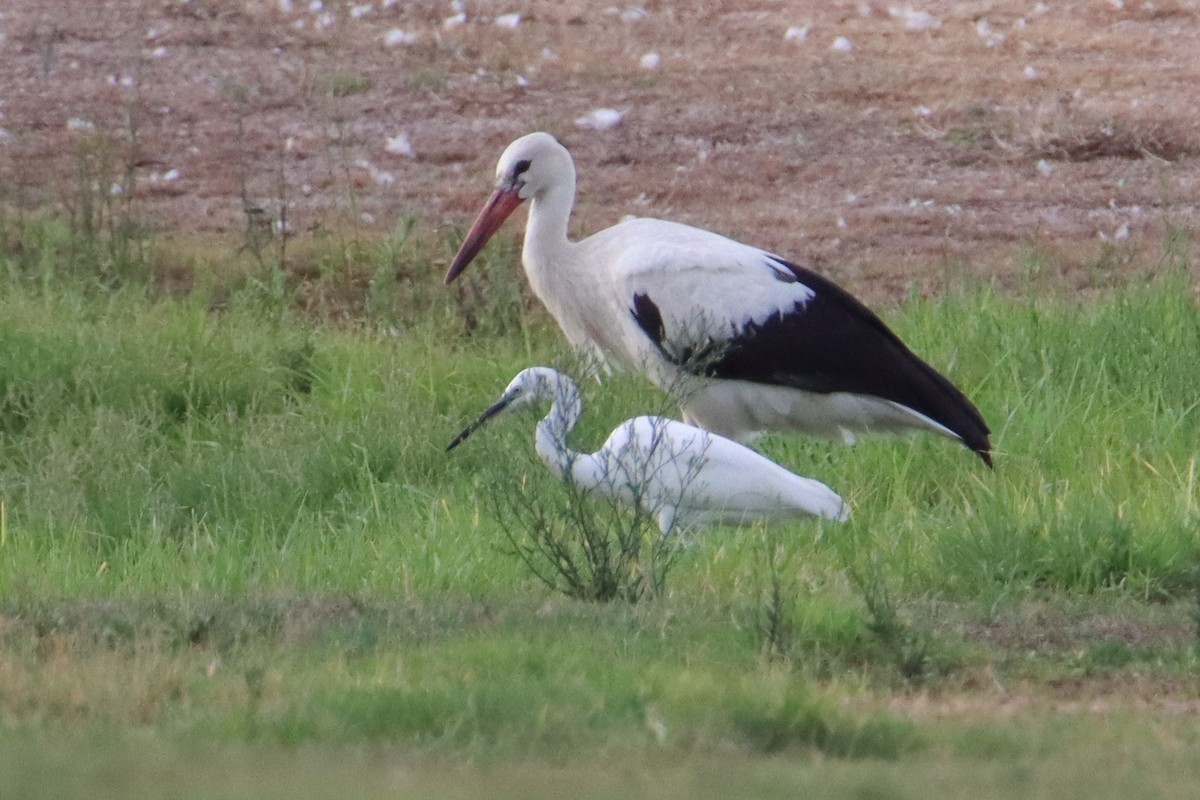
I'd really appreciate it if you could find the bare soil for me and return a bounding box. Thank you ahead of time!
[1,0,1198,299]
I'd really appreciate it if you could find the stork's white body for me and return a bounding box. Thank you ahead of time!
[527,216,955,444]
[446,133,992,464]
[449,367,848,534]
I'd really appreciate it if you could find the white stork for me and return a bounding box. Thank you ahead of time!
[447,366,849,533]
[444,132,992,466]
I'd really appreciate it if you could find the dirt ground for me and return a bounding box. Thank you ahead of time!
[1,0,1198,298]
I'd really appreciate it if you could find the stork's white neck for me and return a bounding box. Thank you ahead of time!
[523,169,576,277]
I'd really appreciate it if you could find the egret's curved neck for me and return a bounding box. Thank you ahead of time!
[524,169,576,268]
[533,378,584,483]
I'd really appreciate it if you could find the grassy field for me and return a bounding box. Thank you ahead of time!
[0,210,1197,797]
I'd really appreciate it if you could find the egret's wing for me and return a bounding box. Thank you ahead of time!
[604,416,847,522]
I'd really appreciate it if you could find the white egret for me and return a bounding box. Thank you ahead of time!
[447,367,849,535]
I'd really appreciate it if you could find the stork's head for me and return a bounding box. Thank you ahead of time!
[443,133,574,284]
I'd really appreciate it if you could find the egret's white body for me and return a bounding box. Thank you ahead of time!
[445,132,992,465]
[447,367,849,534]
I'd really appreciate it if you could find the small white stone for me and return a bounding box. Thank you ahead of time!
[163,168,181,181]
[1024,65,1038,79]
[831,36,853,52]
[385,133,415,157]
[620,7,649,22]
[575,108,624,130]
[308,1,323,11]
[152,46,168,58]
[495,13,521,29]
[383,28,417,46]
[1037,159,1053,176]
[888,8,940,31]
[976,18,1005,47]
[443,13,466,29]
[784,25,810,41]
[350,4,371,19]
[909,11,941,30]
[639,52,660,70]
[915,105,933,117]
[515,75,530,87]
[67,117,95,132]
[356,158,396,186]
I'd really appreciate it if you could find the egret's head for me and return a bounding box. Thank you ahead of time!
[445,367,571,451]
[499,366,563,407]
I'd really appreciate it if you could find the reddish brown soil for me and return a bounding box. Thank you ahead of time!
[1,0,1198,298]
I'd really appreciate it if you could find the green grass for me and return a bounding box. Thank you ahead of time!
[0,215,1198,797]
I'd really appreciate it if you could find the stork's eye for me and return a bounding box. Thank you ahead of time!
[512,159,532,178]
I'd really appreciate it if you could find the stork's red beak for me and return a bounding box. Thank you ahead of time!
[443,187,525,284]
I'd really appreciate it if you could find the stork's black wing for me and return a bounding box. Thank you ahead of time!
[631,257,992,465]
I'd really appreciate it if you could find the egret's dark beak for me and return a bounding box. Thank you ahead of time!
[446,395,515,451]
[443,187,525,285]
